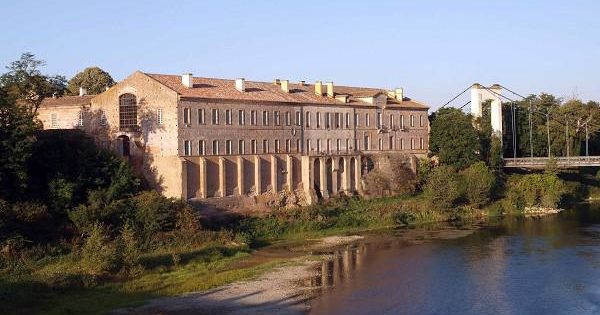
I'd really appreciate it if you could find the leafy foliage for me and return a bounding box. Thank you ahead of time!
[461,162,495,207]
[429,108,480,169]
[424,165,461,210]
[67,67,115,95]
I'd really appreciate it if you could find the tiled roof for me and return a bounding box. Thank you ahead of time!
[39,95,94,108]
[146,73,428,109]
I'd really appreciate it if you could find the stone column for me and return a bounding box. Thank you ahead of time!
[270,155,278,193]
[354,155,362,194]
[342,156,351,193]
[199,157,207,198]
[254,155,261,195]
[286,155,293,191]
[301,156,314,204]
[218,157,226,197]
[320,157,329,199]
[237,156,244,195]
[331,158,338,196]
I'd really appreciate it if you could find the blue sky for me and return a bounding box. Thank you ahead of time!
[1,0,599,109]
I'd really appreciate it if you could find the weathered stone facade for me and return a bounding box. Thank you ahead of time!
[38,72,429,205]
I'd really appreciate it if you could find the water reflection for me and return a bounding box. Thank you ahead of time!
[309,203,600,315]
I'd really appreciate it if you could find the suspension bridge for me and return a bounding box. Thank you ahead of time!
[441,83,600,169]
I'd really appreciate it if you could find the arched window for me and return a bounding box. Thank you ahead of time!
[119,94,138,131]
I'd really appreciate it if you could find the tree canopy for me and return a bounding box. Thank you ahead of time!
[429,108,480,169]
[67,67,115,95]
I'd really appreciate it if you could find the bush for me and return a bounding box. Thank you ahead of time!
[424,166,461,210]
[461,162,495,207]
[505,173,566,210]
[80,223,118,276]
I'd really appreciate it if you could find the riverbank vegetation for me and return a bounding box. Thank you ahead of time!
[1,53,600,314]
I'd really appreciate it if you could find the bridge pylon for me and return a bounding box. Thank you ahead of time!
[470,83,503,138]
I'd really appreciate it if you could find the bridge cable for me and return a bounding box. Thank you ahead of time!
[440,85,472,108]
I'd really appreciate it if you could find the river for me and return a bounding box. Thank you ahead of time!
[308,202,600,315]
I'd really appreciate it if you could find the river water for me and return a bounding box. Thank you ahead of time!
[308,202,600,315]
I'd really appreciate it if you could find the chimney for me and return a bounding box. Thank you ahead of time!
[79,87,87,96]
[395,88,404,101]
[182,73,193,88]
[299,80,306,86]
[273,78,281,85]
[326,81,334,97]
[315,81,324,96]
[235,78,246,92]
[280,80,289,93]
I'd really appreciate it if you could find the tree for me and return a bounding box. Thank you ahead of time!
[429,108,480,169]
[67,67,115,95]
[461,162,495,207]
[424,165,461,210]
[0,52,66,114]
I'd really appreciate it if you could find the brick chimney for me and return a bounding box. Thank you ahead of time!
[182,73,193,88]
[395,88,404,101]
[315,81,324,96]
[326,81,334,97]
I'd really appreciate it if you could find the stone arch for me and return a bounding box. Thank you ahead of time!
[313,158,322,199]
[326,158,333,195]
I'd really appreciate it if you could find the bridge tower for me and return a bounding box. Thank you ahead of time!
[470,83,503,138]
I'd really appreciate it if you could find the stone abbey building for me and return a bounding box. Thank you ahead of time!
[38,71,429,205]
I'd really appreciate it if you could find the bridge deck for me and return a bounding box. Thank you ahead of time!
[503,156,600,168]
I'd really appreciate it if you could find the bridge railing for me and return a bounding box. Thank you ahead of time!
[503,156,600,168]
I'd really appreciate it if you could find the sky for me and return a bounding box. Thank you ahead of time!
[1,0,599,109]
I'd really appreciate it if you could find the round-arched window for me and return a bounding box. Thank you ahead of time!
[119,93,138,131]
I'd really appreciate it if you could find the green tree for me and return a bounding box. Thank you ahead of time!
[429,108,480,169]
[461,162,495,207]
[67,67,115,95]
[80,223,118,276]
[0,52,66,114]
[424,165,461,210]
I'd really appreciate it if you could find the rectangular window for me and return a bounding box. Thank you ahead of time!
[251,110,257,125]
[262,139,269,153]
[184,140,192,156]
[285,139,291,153]
[345,113,350,128]
[306,112,311,128]
[400,138,405,150]
[420,137,424,149]
[157,108,163,125]
[365,113,370,127]
[317,112,321,128]
[199,140,206,155]
[327,139,331,153]
[355,113,359,127]
[198,108,206,124]
[420,115,424,127]
[51,113,58,128]
[226,140,232,155]
[335,113,341,129]
[274,111,281,126]
[212,140,219,155]
[238,140,245,154]
[377,112,382,129]
[78,111,84,127]
[275,139,280,153]
[100,112,107,126]
[400,115,405,129]
[285,112,291,126]
[389,115,394,129]
[225,110,232,125]
[183,108,191,125]
[263,111,269,126]
[364,134,370,150]
[212,109,219,125]
[251,140,257,154]
[295,111,301,126]
[410,115,415,127]
[306,139,312,152]
[239,110,245,125]
[317,139,322,152]
[355,139,360,151]
[336,139,341,153]
[326,113,331,129]
[411,138,415,150]
[378,138,383,150]
[296,139,301,153]
[346,139,351,153]
[389,136,394,150]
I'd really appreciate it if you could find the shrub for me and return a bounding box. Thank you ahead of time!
[118,222,140,270]
[461,162,495,207]
[80,223,118,276]
[506,173,566,210]
[424,166,461,210]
